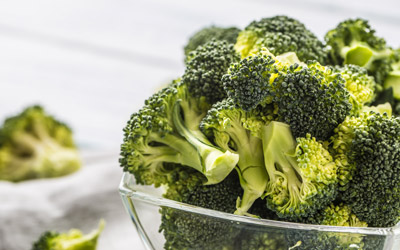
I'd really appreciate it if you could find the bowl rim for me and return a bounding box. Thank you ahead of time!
[119,172,400,236]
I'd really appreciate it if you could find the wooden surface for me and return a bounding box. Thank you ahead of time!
[0,1,398,249]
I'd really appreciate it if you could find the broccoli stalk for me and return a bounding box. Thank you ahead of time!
[261,122,338,219]
[172,100,239,185]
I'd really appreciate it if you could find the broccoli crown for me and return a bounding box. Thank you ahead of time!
[334,64,376,115]
[32,220,104,250]
[200,98,273,215]
[119,82,239,187]
[325,18,394,84]
[183,40,240,104]
[160,171,243,250]
[184,25,240,56]
[223,54,283,111]
[0,105,80,182]
[276,62,352,141]
[262,122,338,220]
[384,50,400,100]
[332,112,400,227]
[235,15,328,63]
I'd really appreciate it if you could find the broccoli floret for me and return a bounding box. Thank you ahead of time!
[383,50,400,100]
[331,112,400,227]
[334,64,376,115]
[184,25,240,56]
[183,40,240,104]
[0,105,80,182]
[224,54,352,141]
[119,81,239,187]
[32,220,104,250]
[235,16,328,63]
[276,61,352,140]
[239,228,288,250]
[325,18,394,84]
[222,53,285,111]
[201,98,274,215]
[160,171,243,250]
[262,122,338,219]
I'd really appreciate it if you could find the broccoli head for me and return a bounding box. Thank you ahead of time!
[32,220,104,250]
[383,49,400,100]
[0,105,80,182]
[235,15,328,63]
[119,81,239,187]
[331,111,400,227]
[262,122,338,220]
[276,61,352,141]
[184,25,240,56]
[325,18,394,84]
[183,40,240,104]
[334,64,376,115]
[160,171,243,250]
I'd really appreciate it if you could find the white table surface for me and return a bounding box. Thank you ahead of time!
[0,1,398,249]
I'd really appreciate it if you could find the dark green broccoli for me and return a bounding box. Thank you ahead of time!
[183,40,240,104]
[184,25,240,56]
[0,105,81,182]
[32,220,104,250]
[223,53,352,141]
[333,64,376,115]
[238,227,288,250]
[119,81,239,187]
[235,15,328,63]
[325,18,394,84]
[331,111,400,227]
[261,122,338,219]
[201,98,275,215]
[160,171,243,250]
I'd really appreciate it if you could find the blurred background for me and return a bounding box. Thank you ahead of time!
[0,0,398,249]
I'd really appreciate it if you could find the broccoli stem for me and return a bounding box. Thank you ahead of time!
[172,101,239,184]
[341,41,393,68]
[261,122,306,215]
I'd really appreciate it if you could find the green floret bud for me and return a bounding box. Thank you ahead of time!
[336,112,400,227]
[160,171,243,250]
[183,40,240,104]
[276,61,352,141]
[119,82,239,187]
[235,15,328,64]
[0,105,81,182]
[32,220,105,250]
[262,122,338,220]
[325,18,394,84]
[334,64,376,115]
[184,25,240,56]
[222,53,284,111]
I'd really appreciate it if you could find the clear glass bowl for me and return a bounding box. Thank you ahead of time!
[119,172,400,250]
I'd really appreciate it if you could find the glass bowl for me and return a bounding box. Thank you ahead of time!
[119,172,400,250]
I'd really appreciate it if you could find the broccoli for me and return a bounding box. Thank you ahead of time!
[239,228,288,250]
[183,40,240,104]
[325,18,394,85]
[261,122,338,219]
[201,98,275,215]
[0,105,81,182]
[119,81,239,187]
[223,53,352,141]
[160,171,243,250]
[331,111,400,227]
[32,220,104,250]
[383,50,400,100]
[334,64,376,115]
[235,16,328,63]
[184,25,240,56]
